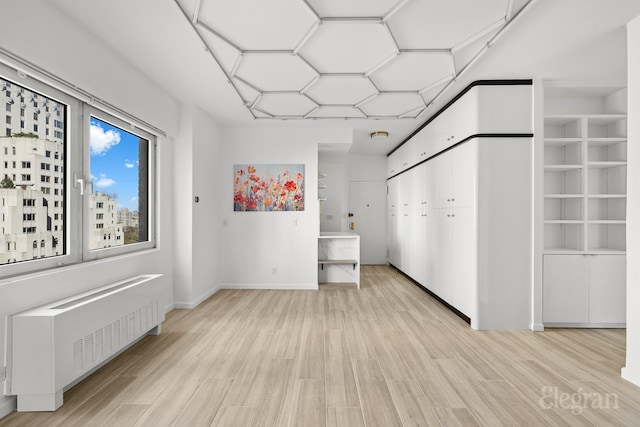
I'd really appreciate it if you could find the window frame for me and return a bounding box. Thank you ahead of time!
[0,63,81,277]
[0,61,158,279]
[82,106,156,261]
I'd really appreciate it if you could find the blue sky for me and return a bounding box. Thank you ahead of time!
[89,117,141,211]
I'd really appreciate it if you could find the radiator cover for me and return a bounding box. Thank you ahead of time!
[9,274,164,411]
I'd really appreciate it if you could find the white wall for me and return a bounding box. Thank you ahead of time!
[622,15,640,387]
[0,2,179,417]
[219,127,350,289]
[318,152,347,232]
[172,106,222,308]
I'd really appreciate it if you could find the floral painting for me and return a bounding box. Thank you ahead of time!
[234,164,305,211]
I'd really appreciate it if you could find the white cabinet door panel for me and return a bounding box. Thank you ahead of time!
[543,255,589,323]
[589,255,626,324]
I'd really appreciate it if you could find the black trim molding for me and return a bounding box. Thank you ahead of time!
[387,79,533,157]
[389,263,471,325]
[386,133,533,180]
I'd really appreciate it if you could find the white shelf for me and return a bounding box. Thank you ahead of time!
[544,248,585,255]
[544,194,583,199]
[588,194,626,199]
[544,164,583,172]
[587,137,627,146]
[587,220,626,224]
[544,220,584,224]
[544,137,582,146]
[585,114,627,124]
[584,248,626,255]
[587,161,627,169]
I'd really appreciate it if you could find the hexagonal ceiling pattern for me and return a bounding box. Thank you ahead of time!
[175,0,533,120]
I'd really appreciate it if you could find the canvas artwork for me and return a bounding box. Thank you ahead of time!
[233,164,305,211]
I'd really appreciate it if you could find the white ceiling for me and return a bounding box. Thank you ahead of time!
[49,0,640,155]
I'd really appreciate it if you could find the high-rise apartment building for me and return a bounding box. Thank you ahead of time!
[90,193,124,249]
[0,77,123,264]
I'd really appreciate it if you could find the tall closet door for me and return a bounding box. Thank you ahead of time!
[451,207,476,317]
[451,141,476,208]
[436,209,454,305]
[424,208,438,292]
[434,151,452,208]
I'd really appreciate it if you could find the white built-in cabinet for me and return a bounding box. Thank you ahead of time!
[318,232,360,288]
[386,82,533,330]
[541,85,627,327]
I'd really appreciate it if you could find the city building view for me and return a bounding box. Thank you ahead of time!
[0,77,139,264]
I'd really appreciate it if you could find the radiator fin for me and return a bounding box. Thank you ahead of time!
[73,339,83,375]
[84,333,94,368]
[95,328,104,361]
[105,324,113,355]
[113,319,121,350]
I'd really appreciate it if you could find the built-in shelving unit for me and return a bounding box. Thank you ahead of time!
[541,84,627,328]
[543,90,627,254]
[318,232,360,288]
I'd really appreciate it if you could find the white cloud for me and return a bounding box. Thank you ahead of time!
[95,173,115,188]
[124,159,135,169]
[90,122,121,156]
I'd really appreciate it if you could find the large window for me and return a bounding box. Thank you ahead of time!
[86,113,153,255]
[0,66,156,275]
[0,74,68,268]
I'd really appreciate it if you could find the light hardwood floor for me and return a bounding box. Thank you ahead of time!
[2,265,639,426]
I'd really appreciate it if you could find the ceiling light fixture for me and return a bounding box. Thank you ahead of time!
[370,131,389,140]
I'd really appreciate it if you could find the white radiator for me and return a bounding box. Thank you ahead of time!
[8,274,164,412]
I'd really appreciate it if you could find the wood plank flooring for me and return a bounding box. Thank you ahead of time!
[2,265,639,426]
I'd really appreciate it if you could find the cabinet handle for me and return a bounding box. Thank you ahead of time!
[452,198,455,202]
[452,214,455,217]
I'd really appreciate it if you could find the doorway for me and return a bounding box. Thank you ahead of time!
[349,180,387,264]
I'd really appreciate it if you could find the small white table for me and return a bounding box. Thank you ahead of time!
[318,232,360,288]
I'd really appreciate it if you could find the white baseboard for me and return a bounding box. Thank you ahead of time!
[0,395,16,420]
[531,322,545,332]
[621,366,640,387]
[173,285,221,309]
[220,282,318,290]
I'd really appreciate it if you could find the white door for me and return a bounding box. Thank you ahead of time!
[452,141,476,208]
[436,208,454,305]
[349,181,387,264]
[451,207,476,318]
